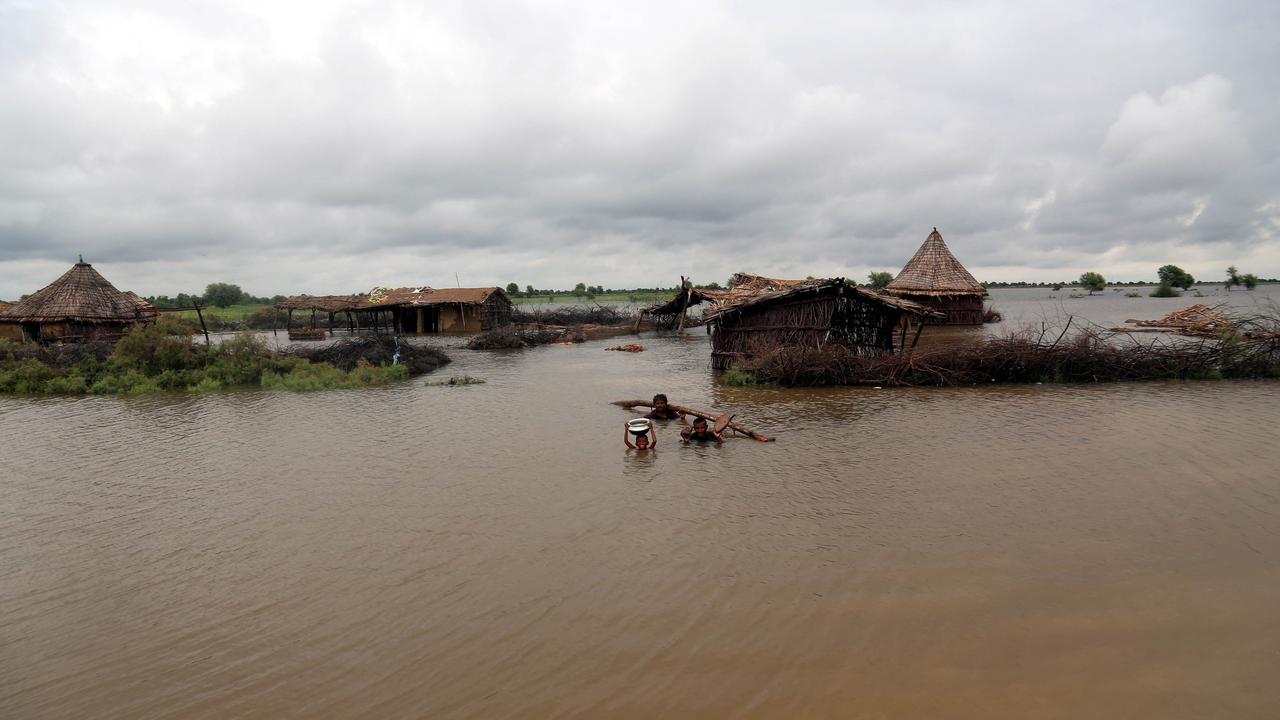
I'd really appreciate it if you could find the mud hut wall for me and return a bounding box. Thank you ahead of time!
[711,296,838,369]
[480,294,513,330]
[710,292,906,369]
[905,295,984,325]
[0,320,136,344]
[829,296,902,352]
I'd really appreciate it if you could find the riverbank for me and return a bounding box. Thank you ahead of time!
[0,320,447,395]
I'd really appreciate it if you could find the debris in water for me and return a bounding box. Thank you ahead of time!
[605,343,645,352]
[425,376,486,386]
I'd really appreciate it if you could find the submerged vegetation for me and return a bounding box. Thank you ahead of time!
[0,319,443,395]
[424,375,487,386]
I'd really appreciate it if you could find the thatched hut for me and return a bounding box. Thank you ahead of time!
[276,286,513,336]
[885,228,988,324]
[702,274,937,370]
[0,261,158,343]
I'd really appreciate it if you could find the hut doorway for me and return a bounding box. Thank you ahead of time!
[21,322,41,343]
[395,306,441,334]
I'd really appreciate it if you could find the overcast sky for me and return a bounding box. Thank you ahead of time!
[1,0,1278,297]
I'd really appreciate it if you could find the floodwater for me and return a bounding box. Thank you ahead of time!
[3,299,1280,718]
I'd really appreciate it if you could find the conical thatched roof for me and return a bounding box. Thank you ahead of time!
[887,228,987,297]
[0,262,157,324]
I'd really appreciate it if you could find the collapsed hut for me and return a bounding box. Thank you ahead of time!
[885,228,989,324]
[684,274,937,370]
[0,260,160,343]
[275,286,513,337]
[637,276,725,331]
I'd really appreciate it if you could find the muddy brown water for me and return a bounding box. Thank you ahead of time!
[3,293,1280,719]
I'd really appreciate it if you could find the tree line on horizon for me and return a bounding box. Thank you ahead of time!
[22,268,1267,308]
[1069,265,1268,296]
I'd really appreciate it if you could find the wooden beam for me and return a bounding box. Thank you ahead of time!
[611,399,774,442]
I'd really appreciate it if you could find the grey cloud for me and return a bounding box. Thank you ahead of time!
[1,0,1278,297]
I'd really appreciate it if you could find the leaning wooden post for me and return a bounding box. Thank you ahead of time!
[194,305,211,346]
[328,312,335,336]
[910,318,926,349]
[272,307,278,337]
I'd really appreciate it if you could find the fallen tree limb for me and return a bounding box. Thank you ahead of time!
[611,400,774,442]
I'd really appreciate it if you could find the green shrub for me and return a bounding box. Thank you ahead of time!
[1149,283,1180,297]
[0,358,54,393]
[112,319,199,374]
[721,368,758,386]
[90,369,163,395]
[46,374,89,394]
[190,376,223,393]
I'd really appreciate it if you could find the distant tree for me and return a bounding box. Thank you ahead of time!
[1150,283,1180,298]
[1242,273,1258,290]
[1157,264,1195,290]
[573,282,587,298]
[525,284,535,296]
[175,292,198,307]
[700,281,723,290]
[867,271,894,290]
[505,282,520,296]
[1226,266,1241,291]
[270,295,286,304]
[204,282,246,308]
[1078,272,1105,295]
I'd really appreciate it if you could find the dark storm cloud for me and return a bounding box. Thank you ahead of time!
[0,0,1278,297]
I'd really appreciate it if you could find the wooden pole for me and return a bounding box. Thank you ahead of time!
[328,312,334,336]
[272,307,278,337]
[611,400,774,442]
[417,307,425,335]
[910,318,926,349]
[194,305,211,346]
[347,311,355,334]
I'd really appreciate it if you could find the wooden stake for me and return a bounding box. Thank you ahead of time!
[194,305,211,346]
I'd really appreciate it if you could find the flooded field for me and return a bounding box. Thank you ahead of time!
[3,291,1280,718]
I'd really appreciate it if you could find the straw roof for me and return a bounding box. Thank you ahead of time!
[643,273,938,319]
[0,262,157,324]
[886,228,987,297]
[277,286,509,312]
[704,275,937,320]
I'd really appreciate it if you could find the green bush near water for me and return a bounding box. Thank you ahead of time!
[721,368,759,386]
[0,319,412,395]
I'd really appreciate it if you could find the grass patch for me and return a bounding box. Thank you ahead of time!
[1,319,427,395]
[721,368,758,386]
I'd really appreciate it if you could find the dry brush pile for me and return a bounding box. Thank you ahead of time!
[736,312,1280,387]
[467,325,585,349]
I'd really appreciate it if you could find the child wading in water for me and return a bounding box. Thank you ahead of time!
[681,416,724,445]
[624,419,657,451]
